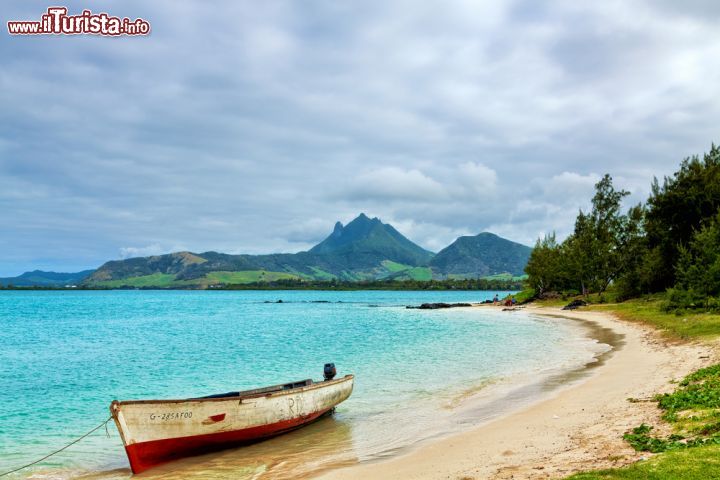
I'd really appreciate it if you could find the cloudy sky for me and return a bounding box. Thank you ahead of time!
[2,0,720,275]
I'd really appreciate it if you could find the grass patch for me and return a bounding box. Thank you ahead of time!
[613,364,720,452]
[567,444,720,479]
[482,273,529,281]
[513,288,536,304]
[569,364,720,479]
[377,262,432,281]
[624,364,720,454]
[589,294,720,340]
[95,273,179,288]
[532,290,720,339]
[93,271,302,288]
[306,267,336,280]
[402,267,433,281]
[380,260,411,273]
[204,271,300,285]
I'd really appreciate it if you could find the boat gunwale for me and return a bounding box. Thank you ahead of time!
[111,374,354,406]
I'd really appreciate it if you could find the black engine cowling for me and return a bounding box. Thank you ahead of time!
[323,363,336,381]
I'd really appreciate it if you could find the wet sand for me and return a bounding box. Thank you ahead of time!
[316,306,717,480]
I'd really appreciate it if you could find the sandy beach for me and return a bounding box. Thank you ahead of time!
[316,306,717,480]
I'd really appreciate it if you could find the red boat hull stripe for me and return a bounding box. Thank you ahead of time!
[125,408,331,474]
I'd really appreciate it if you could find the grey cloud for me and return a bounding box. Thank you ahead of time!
[1,0,720,274]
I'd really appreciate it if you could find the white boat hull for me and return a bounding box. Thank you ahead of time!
[110,375,354,473]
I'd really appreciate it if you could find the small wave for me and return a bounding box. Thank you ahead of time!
[441,378,498,409]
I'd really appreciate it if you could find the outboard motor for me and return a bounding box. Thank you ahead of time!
[323,363,337,381]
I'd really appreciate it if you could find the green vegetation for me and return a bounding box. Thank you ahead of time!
[381,260,410,273]
[378,261,432,280]
[221,277,523,291]
[526,144,720,312]
[526,174,643,298]
[524,232,567,295]
[91,266,521,290]
[307,267,336,280]
[590,297,720,340]
[0,269,94,287]
[95,273,180,288]
[568,364,720,479]
[204,270,300,284]
[95,270,302,288]
[404,266,433,281]
[482,273,528,281]
[656,364,720,422]
[430,232,532,278]
[513,288,537,304]
[643,146,720,292]
[47,275,523,291]
[567,445,720,479]
[666,211,720,311]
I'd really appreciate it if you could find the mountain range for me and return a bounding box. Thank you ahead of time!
[0,270,95,287]
[1,214,532,288]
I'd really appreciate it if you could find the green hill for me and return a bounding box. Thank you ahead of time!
[77,216,532,288]
[429,232,532,278]
[0,269,94,287]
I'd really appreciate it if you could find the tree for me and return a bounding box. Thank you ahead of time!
[644,144,720,291]
[564,175,631,296]
[591,175,633,294]
[564,211,596,296]
[671,211,720,309]
[525,233,567,295]
[613,204,649,299]
[527,175,640,297]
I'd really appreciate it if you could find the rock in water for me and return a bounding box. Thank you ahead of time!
[406,302,473,310]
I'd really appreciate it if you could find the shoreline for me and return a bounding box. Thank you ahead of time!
[315,305,717,480]
[136,306,604,480]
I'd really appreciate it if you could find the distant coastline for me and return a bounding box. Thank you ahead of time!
[0,277,524,292]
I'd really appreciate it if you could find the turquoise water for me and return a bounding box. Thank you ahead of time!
[0,290,604,479]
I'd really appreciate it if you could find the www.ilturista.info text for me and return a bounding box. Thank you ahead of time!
[7,7,150,36]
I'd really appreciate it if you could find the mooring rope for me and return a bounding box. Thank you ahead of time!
[0,416,112,477]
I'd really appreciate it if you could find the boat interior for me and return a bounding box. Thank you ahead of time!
[198,379,314,400]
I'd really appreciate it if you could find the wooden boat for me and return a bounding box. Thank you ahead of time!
[110,371,354,474]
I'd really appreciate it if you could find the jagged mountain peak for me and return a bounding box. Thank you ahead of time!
[332,221,344,235]
[308,214,433,265]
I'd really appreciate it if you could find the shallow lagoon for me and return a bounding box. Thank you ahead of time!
[0,290,606,478]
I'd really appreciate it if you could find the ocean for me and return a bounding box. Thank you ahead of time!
[0,290,608,479]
